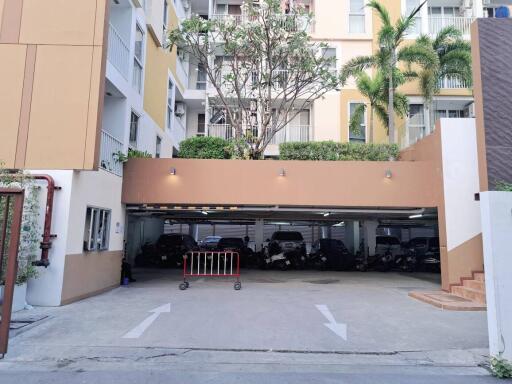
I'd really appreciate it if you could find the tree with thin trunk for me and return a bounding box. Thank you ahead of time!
[167,0,343,159]
[414,26,472,120]
[341,0,439,144]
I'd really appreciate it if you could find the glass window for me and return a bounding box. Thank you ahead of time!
[163,0,169,28]
[129,111,139,149]
[408,104,425,144]
[406,0,422,35]
[155,136,162,158]
[197,113,206,136]
[84,207,111,252]
[196,63,207,90]
[322,47,337,72]
[167,79,175,130]
[349,102,366,143]
[349,0,365,33]
[133,24,144,93]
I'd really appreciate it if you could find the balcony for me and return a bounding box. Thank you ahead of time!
[107,23,130,80]
[208,123,234,140]
[211,13,310,32]
[428,16,475,37]
[437,75,470,89]
[100,130,124,176]
[270,125,311,144]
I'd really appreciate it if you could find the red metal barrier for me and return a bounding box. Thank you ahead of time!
[180,251,241,290]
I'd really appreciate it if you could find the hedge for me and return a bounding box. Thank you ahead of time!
[279,141,400,161]
[178,136,230,159]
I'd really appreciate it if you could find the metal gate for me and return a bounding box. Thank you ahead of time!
[0,188,24,358]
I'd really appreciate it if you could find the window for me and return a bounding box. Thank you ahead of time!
[129,111,139,149]
[197,113,206,136]
[408,104,426,143]
[349,103,366,143]
[349,0,365,33]
[155,136,162,158]
[406,0,422,35]
[322,47,337,73]
[167,79,175,131]
[133,24,144,93]
[163,0,169,43]
[84,207,111,252]
[196,63,207,90]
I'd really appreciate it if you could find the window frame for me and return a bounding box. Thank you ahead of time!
[133,23,145,94]
[349,0,366,33]
[84,206,112,252]
[407,103,426,144]
[129,110,140,149]
[166,77,176,131]
[348,101,367,143]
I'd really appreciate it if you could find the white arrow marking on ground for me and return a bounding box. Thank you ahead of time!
[315,304,347,341]
[122,303,171,339]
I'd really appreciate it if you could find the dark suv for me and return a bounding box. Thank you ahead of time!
[216,237,255,267]
[153,234,198,267]
[309,238,354,270]
[404,237,440,272]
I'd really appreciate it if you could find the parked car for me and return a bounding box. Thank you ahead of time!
[152,234,198,267]
[309,238,354,270]
[375,236,402,257]
[200,235,222,250]
[263,231,307,270]
[216,237,255,267]
[403,237,440,272]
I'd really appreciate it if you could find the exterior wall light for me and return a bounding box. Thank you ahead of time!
[279,168,286,177]
[170,167,177,175]
[385,169,392,179]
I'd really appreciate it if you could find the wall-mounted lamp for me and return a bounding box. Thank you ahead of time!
[170,167,177,175]
[279,168,286,177]
[409,214,423,219]
[385,169,392,179]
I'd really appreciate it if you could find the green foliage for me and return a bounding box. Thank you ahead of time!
[178,136,231,159]
[0,162,41,286]
[490,356,512,379]
[495,180,512,192]
[279,141,400,161]
[114,148,153,163]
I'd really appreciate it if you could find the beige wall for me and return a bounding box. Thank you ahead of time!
[61,251,122,305]
[0,0,108,170]
[122,158,438,208]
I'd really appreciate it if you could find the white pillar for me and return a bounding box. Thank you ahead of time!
[363,221,379,257]
[189,224,199,241]
[320,226,331,239]
[473,0,484,18]
[480,192,512,361]
[254,219,264,252]
[344,221,360,254]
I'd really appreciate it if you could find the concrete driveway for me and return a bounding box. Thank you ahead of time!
[6,269,488,354]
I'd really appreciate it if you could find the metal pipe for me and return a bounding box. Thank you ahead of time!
[31,174,58,268]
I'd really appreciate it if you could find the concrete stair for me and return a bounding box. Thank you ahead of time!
[450,272,486,305]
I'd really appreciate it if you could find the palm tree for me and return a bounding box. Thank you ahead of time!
[341,0,439,144]
[414,26,472,122]
[349,71,409,143]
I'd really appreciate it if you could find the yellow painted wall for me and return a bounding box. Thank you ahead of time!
[143,3,180,131]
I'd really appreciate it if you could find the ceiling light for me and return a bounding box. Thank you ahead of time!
[170,167,177,175]
[332,221,345,227]
[201,211,208,215]
[409,214,423,219]
[323,212,330,217]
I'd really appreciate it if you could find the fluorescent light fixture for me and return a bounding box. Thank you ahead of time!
[332,221,345,227]
[170,167,177,175]
[409,214,423,219]
[385,169,392,179]
[201,211,208,215]
[323,212,330,217]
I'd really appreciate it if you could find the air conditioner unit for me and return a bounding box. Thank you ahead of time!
[462,0,471,9]
[483,0,491,5]
[182,0,190,10]
[175,102,186,117]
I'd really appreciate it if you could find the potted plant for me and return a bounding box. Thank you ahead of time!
[0,164,41,312]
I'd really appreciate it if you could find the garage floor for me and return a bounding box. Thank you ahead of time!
[5,269,487,355]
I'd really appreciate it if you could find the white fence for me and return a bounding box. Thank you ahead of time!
[107,23,130,80]
[438,75,470,89]
[100,130,124,176]
[429,16,475,36]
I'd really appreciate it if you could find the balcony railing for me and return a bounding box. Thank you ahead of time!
[100,130,124,176]
[208,123,234,140]
[270,125,311,144]
[211,13,310,32]
[171,117,187,145]
[107,23,130,79]
[429,16,475,36]
[437,75,470,89]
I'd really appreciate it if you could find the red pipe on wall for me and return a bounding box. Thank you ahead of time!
[31,175,58,268]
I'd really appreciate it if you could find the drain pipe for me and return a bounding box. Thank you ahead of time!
[31,175,60,268]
